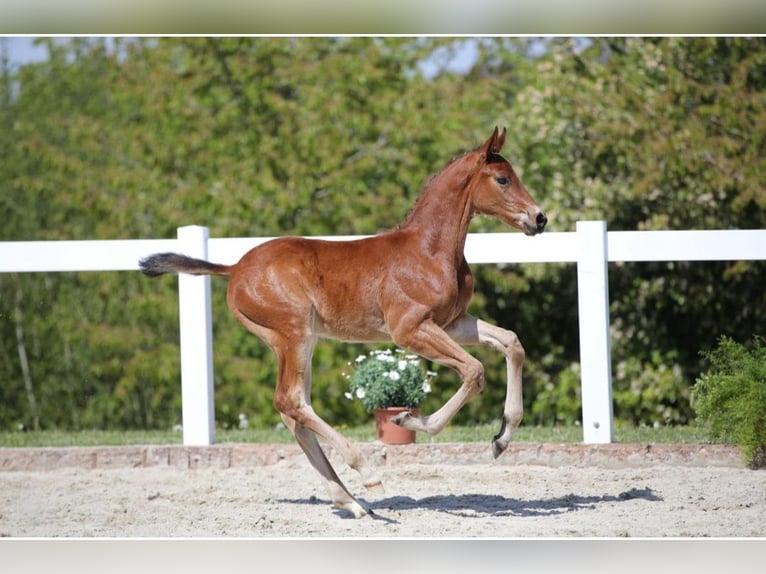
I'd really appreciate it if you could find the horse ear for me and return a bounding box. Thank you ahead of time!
[496,127,507,152]
[480,126,506,158]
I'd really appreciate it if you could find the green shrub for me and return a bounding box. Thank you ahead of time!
[692,336,766,469]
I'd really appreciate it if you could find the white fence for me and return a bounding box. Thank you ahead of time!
[2,221,765,446]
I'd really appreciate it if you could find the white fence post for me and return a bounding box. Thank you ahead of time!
[176,225,215,446]
[576,220,614,443]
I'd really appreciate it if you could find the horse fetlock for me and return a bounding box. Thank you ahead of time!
[390,410,424,431]
[507,407,524,429]
[336,499,370,519]
[327,484,370,518]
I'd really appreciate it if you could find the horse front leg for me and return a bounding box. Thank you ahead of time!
[389,318,487,435]
[446,314,525,458]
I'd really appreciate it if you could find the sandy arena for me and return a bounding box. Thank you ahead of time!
[0,442,763,538]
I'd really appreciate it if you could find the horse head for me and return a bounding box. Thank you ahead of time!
[469,127,547,236]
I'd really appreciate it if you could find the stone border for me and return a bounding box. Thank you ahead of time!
[0,442,744,472]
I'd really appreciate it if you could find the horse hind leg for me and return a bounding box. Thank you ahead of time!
[271,331,383,517]
[280,414,374,518]
[275,359,384,517]
[229,307,382,517]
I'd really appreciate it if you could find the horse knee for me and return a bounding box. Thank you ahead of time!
[504,331,525,364]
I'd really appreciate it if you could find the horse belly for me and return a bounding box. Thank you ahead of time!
[312,294,391,342]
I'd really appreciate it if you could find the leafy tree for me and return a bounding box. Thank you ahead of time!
[1,37,763,434]
[0,37,509,430]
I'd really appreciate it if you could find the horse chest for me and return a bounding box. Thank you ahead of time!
[441,260,475,322]
[434,276,473,326]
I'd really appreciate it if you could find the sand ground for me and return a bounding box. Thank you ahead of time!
[0,442,763,538]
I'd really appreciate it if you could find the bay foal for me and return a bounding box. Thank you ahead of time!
[140,127,547,517]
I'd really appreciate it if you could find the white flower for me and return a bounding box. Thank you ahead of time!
[355,355,366,363]
[427,370,438,377]
[344,392,353,400]
[422,381,431,393]
[373,350,394,362]
[355,388,366,399]
[388,371,401,381]
[398,360,407,370]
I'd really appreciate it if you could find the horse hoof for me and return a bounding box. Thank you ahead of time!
[336,499,370,519]
[390,411,413,428]
[492,435,513,459]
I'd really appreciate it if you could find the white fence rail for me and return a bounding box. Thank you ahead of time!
[2,221,765,446]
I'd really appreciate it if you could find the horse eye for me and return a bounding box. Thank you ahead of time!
[495,176,509,185]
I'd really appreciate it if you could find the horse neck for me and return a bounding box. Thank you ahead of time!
[399,156,476,263]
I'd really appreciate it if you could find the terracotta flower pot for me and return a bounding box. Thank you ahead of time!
[374,407,420,445]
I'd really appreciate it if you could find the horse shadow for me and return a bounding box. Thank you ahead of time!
[278,487,663,522]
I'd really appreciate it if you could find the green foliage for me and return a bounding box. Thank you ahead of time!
[528,358,582,426]
[692,336,766,469]
[344,349,436,412]
[1,37,764,433]
[612,350,690,426]
[505,37,765,426]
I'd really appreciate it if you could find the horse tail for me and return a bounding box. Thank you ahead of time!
[139,252,232,277]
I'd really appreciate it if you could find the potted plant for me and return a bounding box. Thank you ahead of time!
[344,348,436,444]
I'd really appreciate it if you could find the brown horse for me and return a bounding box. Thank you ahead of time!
[139,127,546,518]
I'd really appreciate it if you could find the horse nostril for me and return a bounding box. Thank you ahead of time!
[536,212,548,229]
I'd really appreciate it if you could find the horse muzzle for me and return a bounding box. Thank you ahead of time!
[522,210,547,236]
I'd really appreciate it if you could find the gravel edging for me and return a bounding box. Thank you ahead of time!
[0,441,744,472]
